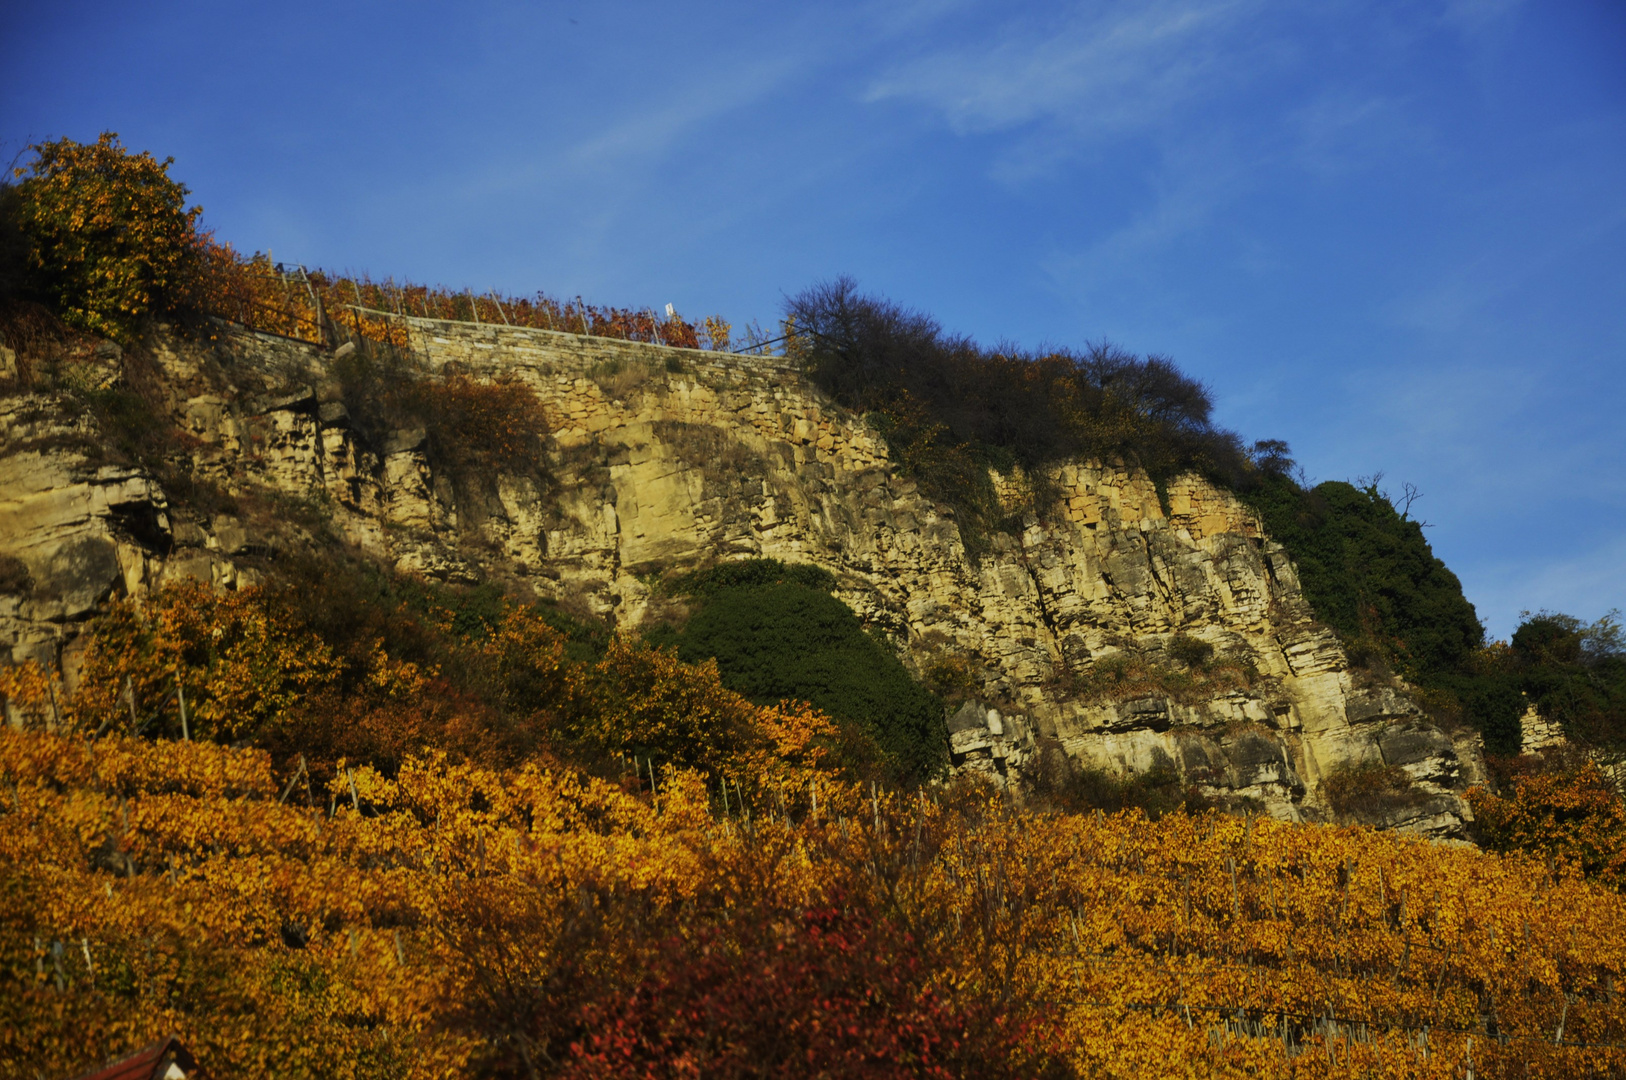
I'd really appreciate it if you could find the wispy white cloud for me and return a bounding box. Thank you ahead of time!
[865,0,1267,137]
[563,58,803,174]
[863,0,1527,231]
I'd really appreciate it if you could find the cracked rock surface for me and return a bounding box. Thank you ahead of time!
[0,321,1484,837]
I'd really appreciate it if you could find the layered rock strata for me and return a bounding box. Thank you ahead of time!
[0,319,1485,836]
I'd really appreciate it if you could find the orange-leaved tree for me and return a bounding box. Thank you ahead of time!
[560,636,761,772]
[11,132,203,342]
[64,580,342,744]
[1468,761,1626,888]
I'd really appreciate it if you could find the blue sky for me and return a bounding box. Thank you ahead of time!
[4,0,1623,639]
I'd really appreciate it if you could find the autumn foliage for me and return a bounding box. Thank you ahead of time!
[3,582,1626,1076]
[561,901,1048,1079]
[4,715,1625,1078]
[8,133,202,343]
[1469,758,1626,889]
[3,573,1625,1077]
[4,134,735,357]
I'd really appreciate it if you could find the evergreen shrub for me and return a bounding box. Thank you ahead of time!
[665,560,947,783]
[1509,611,1626,749]
[1243,475,1483,677]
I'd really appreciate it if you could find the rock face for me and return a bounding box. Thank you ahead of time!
[0,319,1485,836]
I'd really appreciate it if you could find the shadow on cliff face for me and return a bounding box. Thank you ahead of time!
[330,340,557,519]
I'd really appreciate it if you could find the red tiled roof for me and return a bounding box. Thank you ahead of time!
[67,1037,206,1080]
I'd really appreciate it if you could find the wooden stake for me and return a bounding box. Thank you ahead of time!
[278,758,307,804]
[176,675,190,742]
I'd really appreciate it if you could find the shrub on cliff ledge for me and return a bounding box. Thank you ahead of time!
[1323,763,1429,824]
[331,347,550,490]
[9,133,202,343]
[1510,610,1626,748]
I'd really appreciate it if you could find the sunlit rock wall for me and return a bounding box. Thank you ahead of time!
[0,319,1485,836]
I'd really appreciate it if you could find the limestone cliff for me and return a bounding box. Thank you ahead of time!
[0,319,1487,836]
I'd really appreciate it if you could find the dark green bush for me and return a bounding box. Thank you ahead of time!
[664,560,947,784]
[675,558,836,598]
[1421,669,1525,756]
[1243,474,1483,678]
[1167,634,1215,670]
[1508,611,1626,749]
[0,182,28,310]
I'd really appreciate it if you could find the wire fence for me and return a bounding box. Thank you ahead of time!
[191,246,777,357]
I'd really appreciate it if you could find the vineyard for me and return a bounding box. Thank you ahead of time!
[3,719,1623,1078]
[190,241,741,356]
